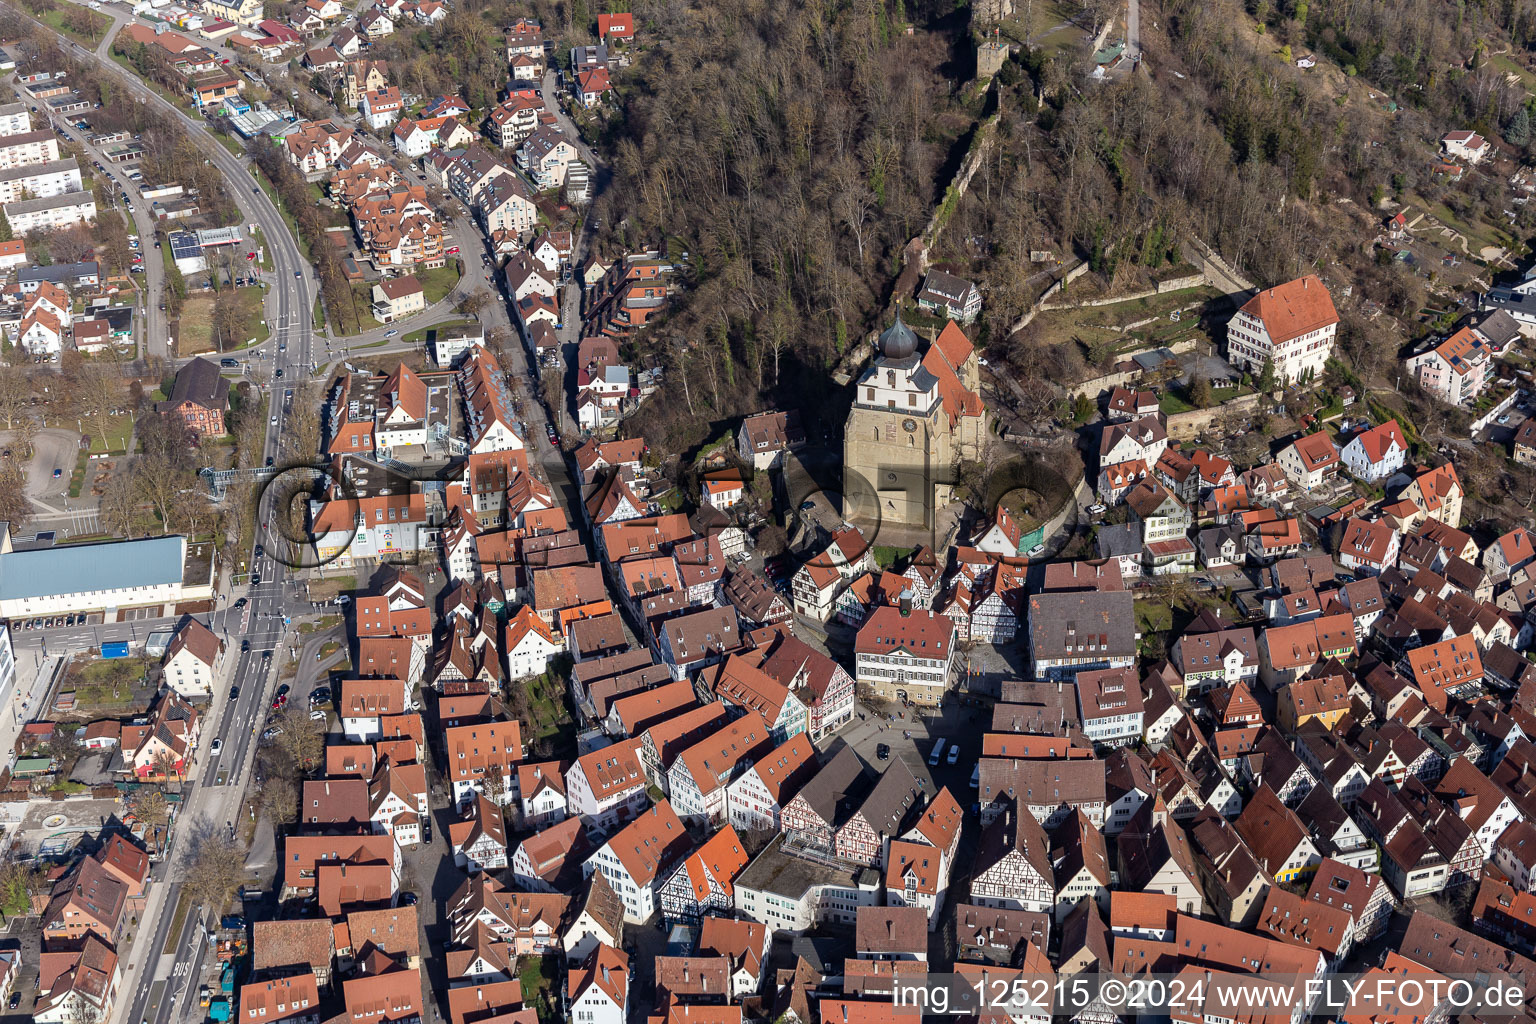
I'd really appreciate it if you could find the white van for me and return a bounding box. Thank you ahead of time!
[927,739,946,767]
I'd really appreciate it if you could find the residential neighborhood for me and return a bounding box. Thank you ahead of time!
[5,4,1536,1024]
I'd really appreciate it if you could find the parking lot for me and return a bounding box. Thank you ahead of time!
[826,698,989,813]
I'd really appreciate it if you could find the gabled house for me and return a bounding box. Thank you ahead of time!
[1340,420,1409,482]
[583,800,693,923]
[1277,431,1341,490]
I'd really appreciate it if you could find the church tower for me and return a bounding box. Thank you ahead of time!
[842,315,989,530]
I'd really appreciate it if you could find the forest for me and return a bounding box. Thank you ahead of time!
[569,0,983,453]
[561,0,1536,456]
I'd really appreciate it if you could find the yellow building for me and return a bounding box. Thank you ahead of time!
[1276,673,1351,733]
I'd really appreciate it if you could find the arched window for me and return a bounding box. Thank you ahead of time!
[886,370,895,387]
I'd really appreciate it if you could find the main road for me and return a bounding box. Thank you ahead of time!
[4,9,323,1024]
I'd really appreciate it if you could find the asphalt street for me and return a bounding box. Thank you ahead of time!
[9,9,605,1024]
[10,11,323,1024]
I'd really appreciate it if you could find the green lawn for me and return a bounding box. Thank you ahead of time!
[519,956,561,1024]
[178,287,269,354]
[1405,190,1515,257]
[253,167,312,261]
[1494,54,1536,94]
[1159,392,1195,415]
[46,411,132,455]
[336,284,386,334]
[403,318,477,346]
[417,263,462,304]
[251,227,276,270]
[109,51,197,115]
[67,454,87,498]
[1033,285,1221,369]
[36,5,111,44]
[67,654,151,706]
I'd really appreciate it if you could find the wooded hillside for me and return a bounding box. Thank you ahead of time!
[597,0,977,449]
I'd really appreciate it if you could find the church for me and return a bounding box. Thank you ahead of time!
[843,315,991,529]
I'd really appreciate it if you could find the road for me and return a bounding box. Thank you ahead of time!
[14,11,604,1024]
[44,110,168,359]
[6,11,328,1024]
[1127,0,1142,59]
[58,116,167,358]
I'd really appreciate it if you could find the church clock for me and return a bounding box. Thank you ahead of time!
[902,418,917,433]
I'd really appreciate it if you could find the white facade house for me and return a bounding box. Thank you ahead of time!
[733,836,882,934]
[853,607,957,707]
[505,606,562,679]
[1405,327,1494,406]
[566,738,649,835]
[3,192,96,233]
[360,87,403,129]
[1442,131,1492,163]
[725,733,815,835]
[0,157,83,204]
[582,802,692,924]
[161,620,223,698]
[1340,420,1408,483]
[1225,275,1338,385]
[567,945,628,1024]
[1076,667,1144,748]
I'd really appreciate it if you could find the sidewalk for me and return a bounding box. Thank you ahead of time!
[0,649,60,760]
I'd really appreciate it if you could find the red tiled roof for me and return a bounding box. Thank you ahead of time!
[1238,275,1338,345]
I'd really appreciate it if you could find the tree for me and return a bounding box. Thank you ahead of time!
[210,291,243,352]
[0,862,43,916]
[269,707,325,777]
[151,749,178,783]
[0,464,32,530]
[1257,357,1278,394]
[184,833,245,912]
[1190,373,1214,408]
[284,385,321,459]
[0,366,30,429]
[71,362,124,453]
[100,470,147,538]
[0,209,12,243]
[457,289,491,317]
[263,774,298,827]
[129,788,170,826]
[1507,107,1531,147]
